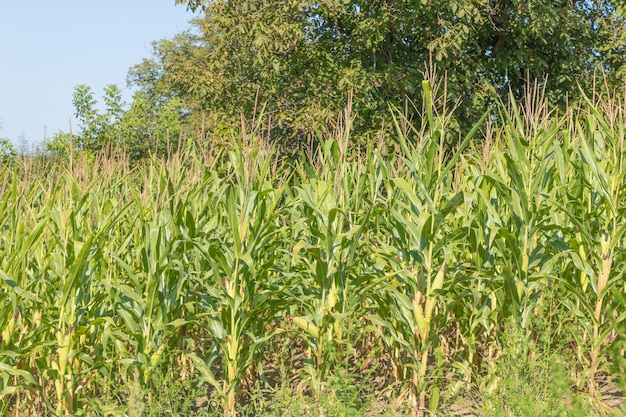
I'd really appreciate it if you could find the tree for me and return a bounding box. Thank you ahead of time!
[46,84,186,162]
[71,84,124,152]
[0,138,16,164]
[160,0,626,144]
[119,90,186,160]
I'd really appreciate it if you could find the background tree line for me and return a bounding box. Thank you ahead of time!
[46,0,626,160]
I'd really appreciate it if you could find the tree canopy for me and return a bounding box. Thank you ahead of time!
[50,0,626,157]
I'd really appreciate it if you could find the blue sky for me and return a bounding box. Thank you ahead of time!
[0,2,195,149]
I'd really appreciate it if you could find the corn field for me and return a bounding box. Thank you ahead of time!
[2,84,626,416]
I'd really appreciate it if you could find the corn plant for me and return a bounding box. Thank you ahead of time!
[368,81,488,416]
[186,148,290,417]
[550,94,626,395]
[281,133,400,401]
[0,172,44,414]
[3,82,626,416]
[0,170,133,415]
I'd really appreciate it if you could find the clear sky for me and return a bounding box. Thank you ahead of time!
[0,1,196,149]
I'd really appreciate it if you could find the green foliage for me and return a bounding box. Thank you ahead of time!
[479,319,591,417]
[71,84,123,151]
[120,90,185,159]
[0,139,16,164]
[44,131,74,161]
[3,91,626,416]
[47,84,185,162]
[46,1,626,158]
[154,0,626,149]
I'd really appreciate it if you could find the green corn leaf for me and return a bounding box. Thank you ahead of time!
[0,363,35,385]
